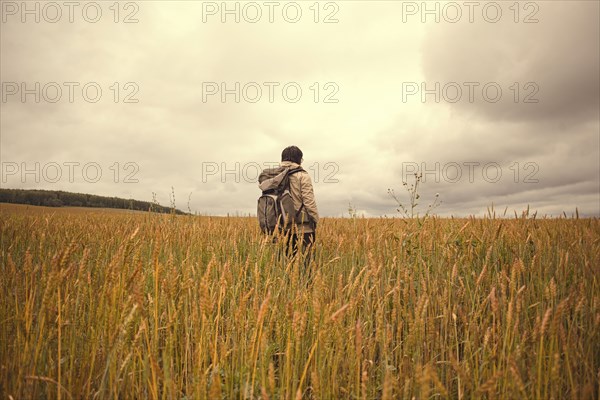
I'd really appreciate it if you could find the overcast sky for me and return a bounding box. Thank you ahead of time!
[1,1,599,217]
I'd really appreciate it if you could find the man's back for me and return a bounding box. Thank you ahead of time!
[280,160,319,233]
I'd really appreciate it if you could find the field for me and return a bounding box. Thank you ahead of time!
[0,203,598,399]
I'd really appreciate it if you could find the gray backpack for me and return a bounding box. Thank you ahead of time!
[257,166,304,234]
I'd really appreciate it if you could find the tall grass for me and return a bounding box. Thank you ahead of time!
[0,206,598,399]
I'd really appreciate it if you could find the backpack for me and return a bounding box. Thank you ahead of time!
[257,166,304,234]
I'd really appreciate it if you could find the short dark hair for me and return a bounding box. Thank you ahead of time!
[281,146,303,164]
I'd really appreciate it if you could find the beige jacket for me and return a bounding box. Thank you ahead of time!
[281,161,319,233]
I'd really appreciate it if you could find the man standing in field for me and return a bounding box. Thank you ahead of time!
[280,146,319,258]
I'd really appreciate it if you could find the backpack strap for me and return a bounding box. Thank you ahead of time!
[280,167,304,191]
[287,167,304,176]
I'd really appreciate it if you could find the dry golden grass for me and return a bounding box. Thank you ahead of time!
[0,205,598,399]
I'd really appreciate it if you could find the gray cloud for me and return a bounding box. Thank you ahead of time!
[421,1,600,126]
[1,1,598,217]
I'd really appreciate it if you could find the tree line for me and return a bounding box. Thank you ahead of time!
[0,188,187,214]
